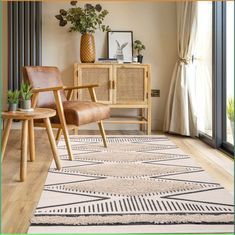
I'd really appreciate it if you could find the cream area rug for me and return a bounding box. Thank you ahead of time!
[28,136,234,234]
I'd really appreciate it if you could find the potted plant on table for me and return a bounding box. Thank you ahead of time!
[7,90,20,111]
[55,2,110,63]
[227,97,234,139]
[134,40,146,63]
[20,82,33,110]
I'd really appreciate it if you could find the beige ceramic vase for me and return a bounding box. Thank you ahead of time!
[80,33,96,63]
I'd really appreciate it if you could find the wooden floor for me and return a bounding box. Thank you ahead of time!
[2,130,234,234]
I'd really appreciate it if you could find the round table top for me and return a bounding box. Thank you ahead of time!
[2,108,56,120]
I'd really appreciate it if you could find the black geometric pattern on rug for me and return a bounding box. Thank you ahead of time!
[31,136,234,226]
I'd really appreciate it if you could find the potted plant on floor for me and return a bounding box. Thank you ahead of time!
[55,2,110,63]
[227,97,234,139]
[7,90,20,111]
[20,82,33,110]
[134,40,146,63]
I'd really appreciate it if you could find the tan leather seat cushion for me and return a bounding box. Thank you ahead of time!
[45,101,110,126]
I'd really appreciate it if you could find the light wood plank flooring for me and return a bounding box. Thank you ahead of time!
[2,130,234,234]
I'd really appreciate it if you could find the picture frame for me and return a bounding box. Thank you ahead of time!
[107,31,133,62]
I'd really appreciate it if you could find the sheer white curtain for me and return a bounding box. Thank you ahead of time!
[163,2,198,136]
[194,2,212,134]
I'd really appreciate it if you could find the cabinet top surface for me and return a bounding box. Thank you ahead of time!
[74,63,151,66]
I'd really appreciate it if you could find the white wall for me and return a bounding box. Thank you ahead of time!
[42,1,177,131]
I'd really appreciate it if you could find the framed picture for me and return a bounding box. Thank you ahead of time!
[107,31,133,62]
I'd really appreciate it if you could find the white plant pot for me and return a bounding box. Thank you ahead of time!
[8,103,18,112]
[22,100,32,110]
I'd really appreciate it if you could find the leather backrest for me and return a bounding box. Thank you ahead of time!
[22,66,67,107]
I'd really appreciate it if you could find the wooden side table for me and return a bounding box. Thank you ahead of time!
[1,108,61,182]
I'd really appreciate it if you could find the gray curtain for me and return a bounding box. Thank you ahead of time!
[163,2,198,137]
[8,1,42,91]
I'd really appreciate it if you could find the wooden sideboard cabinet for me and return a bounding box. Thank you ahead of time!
[74,63,151,134]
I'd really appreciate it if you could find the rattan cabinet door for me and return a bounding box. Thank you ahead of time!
[114,66,147,104]
[77,65,112,104]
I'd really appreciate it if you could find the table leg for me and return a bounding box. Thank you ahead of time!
[1,119,13,162]
[43,118,61,170]
[20,120,28,182]
[28,119,35,162]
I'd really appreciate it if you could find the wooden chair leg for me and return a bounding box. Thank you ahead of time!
[43,118,61,170]
[28,119,35,162]
[74,128,78,135]
[56,128,63,143]
[53,90,74,161]
[88,88,108,148]
[20,120,28,182]
[98,121,107,148]
[61,126,74,160]
[1,119,12,162]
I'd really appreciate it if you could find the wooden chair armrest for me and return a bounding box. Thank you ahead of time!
[31,86,64,108]
[32,86,64,93]
[63,84,99,91]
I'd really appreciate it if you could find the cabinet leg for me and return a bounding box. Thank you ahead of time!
[139,108,146,132]
[44,118,61,170]
[28,120,35,162]
[20,120,28,182]
[147,106,151,135]
[1,119,12,161]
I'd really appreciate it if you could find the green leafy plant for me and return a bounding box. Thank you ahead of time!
[55,2,110,34]
[20,83,33,100]
[134,40,146,56]
[227,97,234,121]
[7,90,20,104]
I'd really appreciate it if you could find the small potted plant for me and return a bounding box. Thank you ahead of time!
[227,97,234,139]
[134,40,146,64]
[20,82,33,110]
[7,90,20,111]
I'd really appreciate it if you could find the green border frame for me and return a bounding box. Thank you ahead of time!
[0,0,3,234]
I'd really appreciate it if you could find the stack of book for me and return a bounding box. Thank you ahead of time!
[98,58,118,63]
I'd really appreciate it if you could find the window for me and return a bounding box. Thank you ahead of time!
[198,1,234,156]
[225,1,234,146]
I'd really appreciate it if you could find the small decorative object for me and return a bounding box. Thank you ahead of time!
[116,40,128,63]
[55,2,110,63]
[134,40,146,64]
[227,97,234,139]
[108,31,133,63]
[20,82,33,110]
[7,90,20,111]
[132,56,138,63]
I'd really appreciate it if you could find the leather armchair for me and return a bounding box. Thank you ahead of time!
[23,66,110,161]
